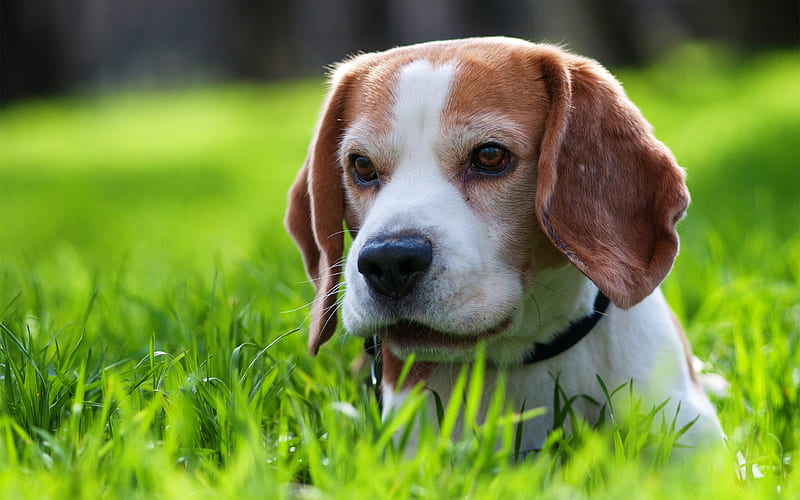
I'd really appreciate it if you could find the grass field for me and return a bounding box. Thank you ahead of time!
[1,45,798,498]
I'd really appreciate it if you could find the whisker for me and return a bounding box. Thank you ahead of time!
[321,287,346,303]
[319,301,341,334]
[530,294,542,333]
[325,229,350,239]
[321,294,344,314]
[300,273,346,286]
[281,303,314,314]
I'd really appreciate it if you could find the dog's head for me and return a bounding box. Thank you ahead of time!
[285,38,689,360]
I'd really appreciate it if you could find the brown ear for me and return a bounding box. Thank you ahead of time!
[535,51,690,308]
[285,72,353,355]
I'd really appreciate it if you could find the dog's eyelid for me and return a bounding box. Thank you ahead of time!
[479,138,511,150]
[340,148,366,163]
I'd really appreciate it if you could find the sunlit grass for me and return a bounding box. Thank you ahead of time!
[0,47,798,498]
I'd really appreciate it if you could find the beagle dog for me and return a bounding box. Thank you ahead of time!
[286,37,723,451]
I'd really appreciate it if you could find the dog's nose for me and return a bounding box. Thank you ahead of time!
[357,234,433,299]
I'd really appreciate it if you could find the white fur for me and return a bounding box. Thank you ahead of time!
[381,386,411,421]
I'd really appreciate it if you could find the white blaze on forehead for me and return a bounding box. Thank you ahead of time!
[392,60,455,168]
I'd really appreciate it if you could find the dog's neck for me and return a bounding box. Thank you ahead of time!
[482,263,602,365]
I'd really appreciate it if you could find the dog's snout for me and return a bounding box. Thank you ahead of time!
[357,235,433,299]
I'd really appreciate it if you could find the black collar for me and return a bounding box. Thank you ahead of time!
[364,289,610,393]
[520,290,610,364]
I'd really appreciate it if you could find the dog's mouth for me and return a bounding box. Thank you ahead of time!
[380,316,513,355]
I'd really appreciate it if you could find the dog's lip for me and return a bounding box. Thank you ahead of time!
[380,316,513,352]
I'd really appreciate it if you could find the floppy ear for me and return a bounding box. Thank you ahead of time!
[285,71,353,355]
[535,51,690,308]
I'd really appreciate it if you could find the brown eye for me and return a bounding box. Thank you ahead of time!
[471,144,510,173]
[351,155,377,183]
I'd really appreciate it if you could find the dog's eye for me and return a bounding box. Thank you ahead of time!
[471,144,510,173]
[351,155,378,183]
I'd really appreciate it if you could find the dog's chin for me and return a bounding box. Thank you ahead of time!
[380,317,513,361]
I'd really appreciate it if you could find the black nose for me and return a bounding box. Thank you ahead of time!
[357,234,433,299]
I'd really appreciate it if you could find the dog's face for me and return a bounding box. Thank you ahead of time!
[286,38,689,361]
[339,53,555,361]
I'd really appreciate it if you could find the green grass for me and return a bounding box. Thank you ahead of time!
[1,46,798,498]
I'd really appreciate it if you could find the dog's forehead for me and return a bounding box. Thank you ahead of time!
[339,39,549,133]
